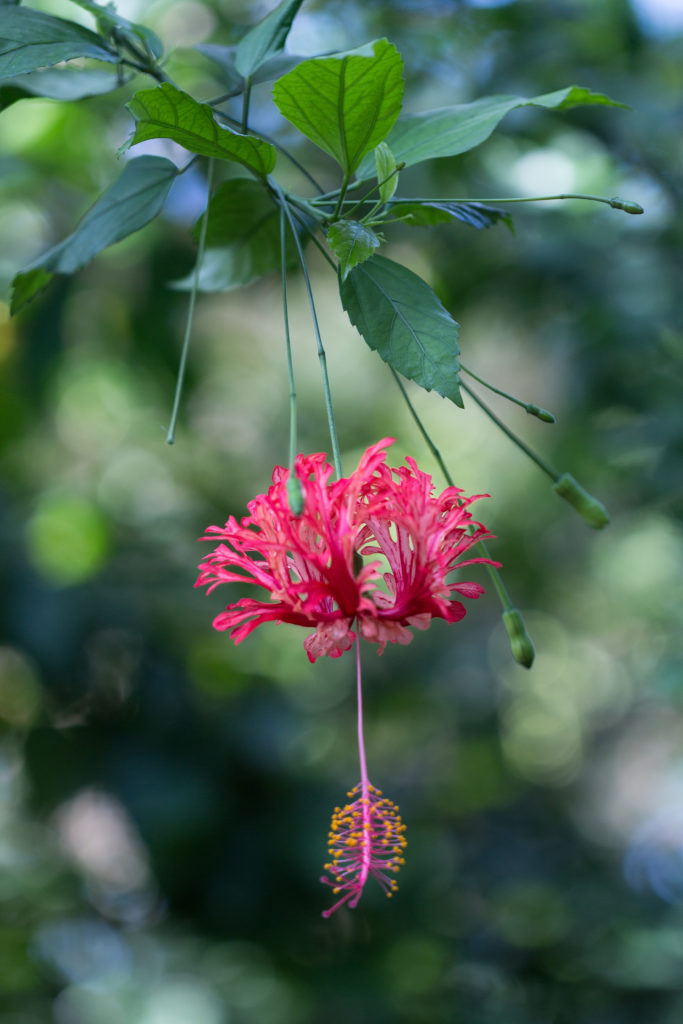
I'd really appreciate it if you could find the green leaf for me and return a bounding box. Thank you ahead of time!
[0,67,121,111]
[193,44,244,93]
[11,155,178,313]
[0,7,116,80]
[174,177,306,292]
[356,85,627,176]
[392,200,512,231]
[68,0,163,60]
[234,0,304,78]
[272,39,404,176]
[340,254,463,407]
[196,44,305,92]
[374,141,398,204]
[126,83,276,175]
[327,220,381,281]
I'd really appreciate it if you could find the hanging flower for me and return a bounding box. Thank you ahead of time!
[196,438,498,662]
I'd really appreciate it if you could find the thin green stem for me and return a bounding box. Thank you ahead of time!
[332,174,351,221]
[276,189,343,478]
[213,109,325,195]
[284,202,338,270]
[241,76,252,132]
[460,362,555,423]
[388,193,643,213]
[118,56,171,84]
[390,368,513,609]
[461,381,560,481]
[342,164,404,222]
[166,158,214,445]
[279,204,297,475]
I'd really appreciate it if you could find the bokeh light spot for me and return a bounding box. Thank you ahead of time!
[27,492,110,585]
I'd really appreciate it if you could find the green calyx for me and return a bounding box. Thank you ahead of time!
[553,473,610,529]
[502,608,535,669]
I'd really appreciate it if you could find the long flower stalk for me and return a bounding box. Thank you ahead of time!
[321,638,407,917]
[166,157,214,444]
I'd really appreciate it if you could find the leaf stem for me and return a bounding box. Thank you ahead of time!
[166,157,214,445]
[332,175,351,221]
[460,363,555,423]
[342,165,404,223]
[276,189,343,478]
[461,381,560,481]
[241,76,252,132]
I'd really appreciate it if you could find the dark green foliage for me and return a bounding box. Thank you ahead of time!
[11,156,178,312]
[341,255,463,406]
[174,177,306,291]
[0,6,116,78]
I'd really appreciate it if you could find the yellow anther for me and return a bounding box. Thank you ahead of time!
[346,838,357,847]
[386,892,392,898]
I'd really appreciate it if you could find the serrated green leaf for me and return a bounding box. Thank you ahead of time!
[327,220,381,281]
[374,141,398,204]
[340,254,463,407]
[0,67,121,111]
[11,155,177,313]
[392,200,512,231]
[174,177,306,292]
[272,39,404,176]
[126,83,276,175]
[0,7,116,80]
[234,0,304,78]
[356,85,627,176]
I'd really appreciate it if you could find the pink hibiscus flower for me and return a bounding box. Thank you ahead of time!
[196,438,497,662]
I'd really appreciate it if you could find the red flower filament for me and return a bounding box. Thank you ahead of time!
[321,782,407,917]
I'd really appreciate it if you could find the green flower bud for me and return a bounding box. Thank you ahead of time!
[503,608,535,668]
[287,475,304,517]
[526,403,556,423]
[553,473,610,529]
[609,197,644,215]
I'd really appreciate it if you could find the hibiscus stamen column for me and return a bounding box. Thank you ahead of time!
[321,636,407,917]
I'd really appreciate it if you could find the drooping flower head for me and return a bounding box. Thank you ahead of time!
[196,438,498,661]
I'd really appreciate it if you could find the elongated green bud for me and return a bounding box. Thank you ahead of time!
[287,475,304,516]
[502,608,535,668]
[553,473,610,529]
[609,197,644,215]
[525,403,556,423]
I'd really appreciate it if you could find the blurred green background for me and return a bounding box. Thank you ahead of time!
[1,0,682,1021]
